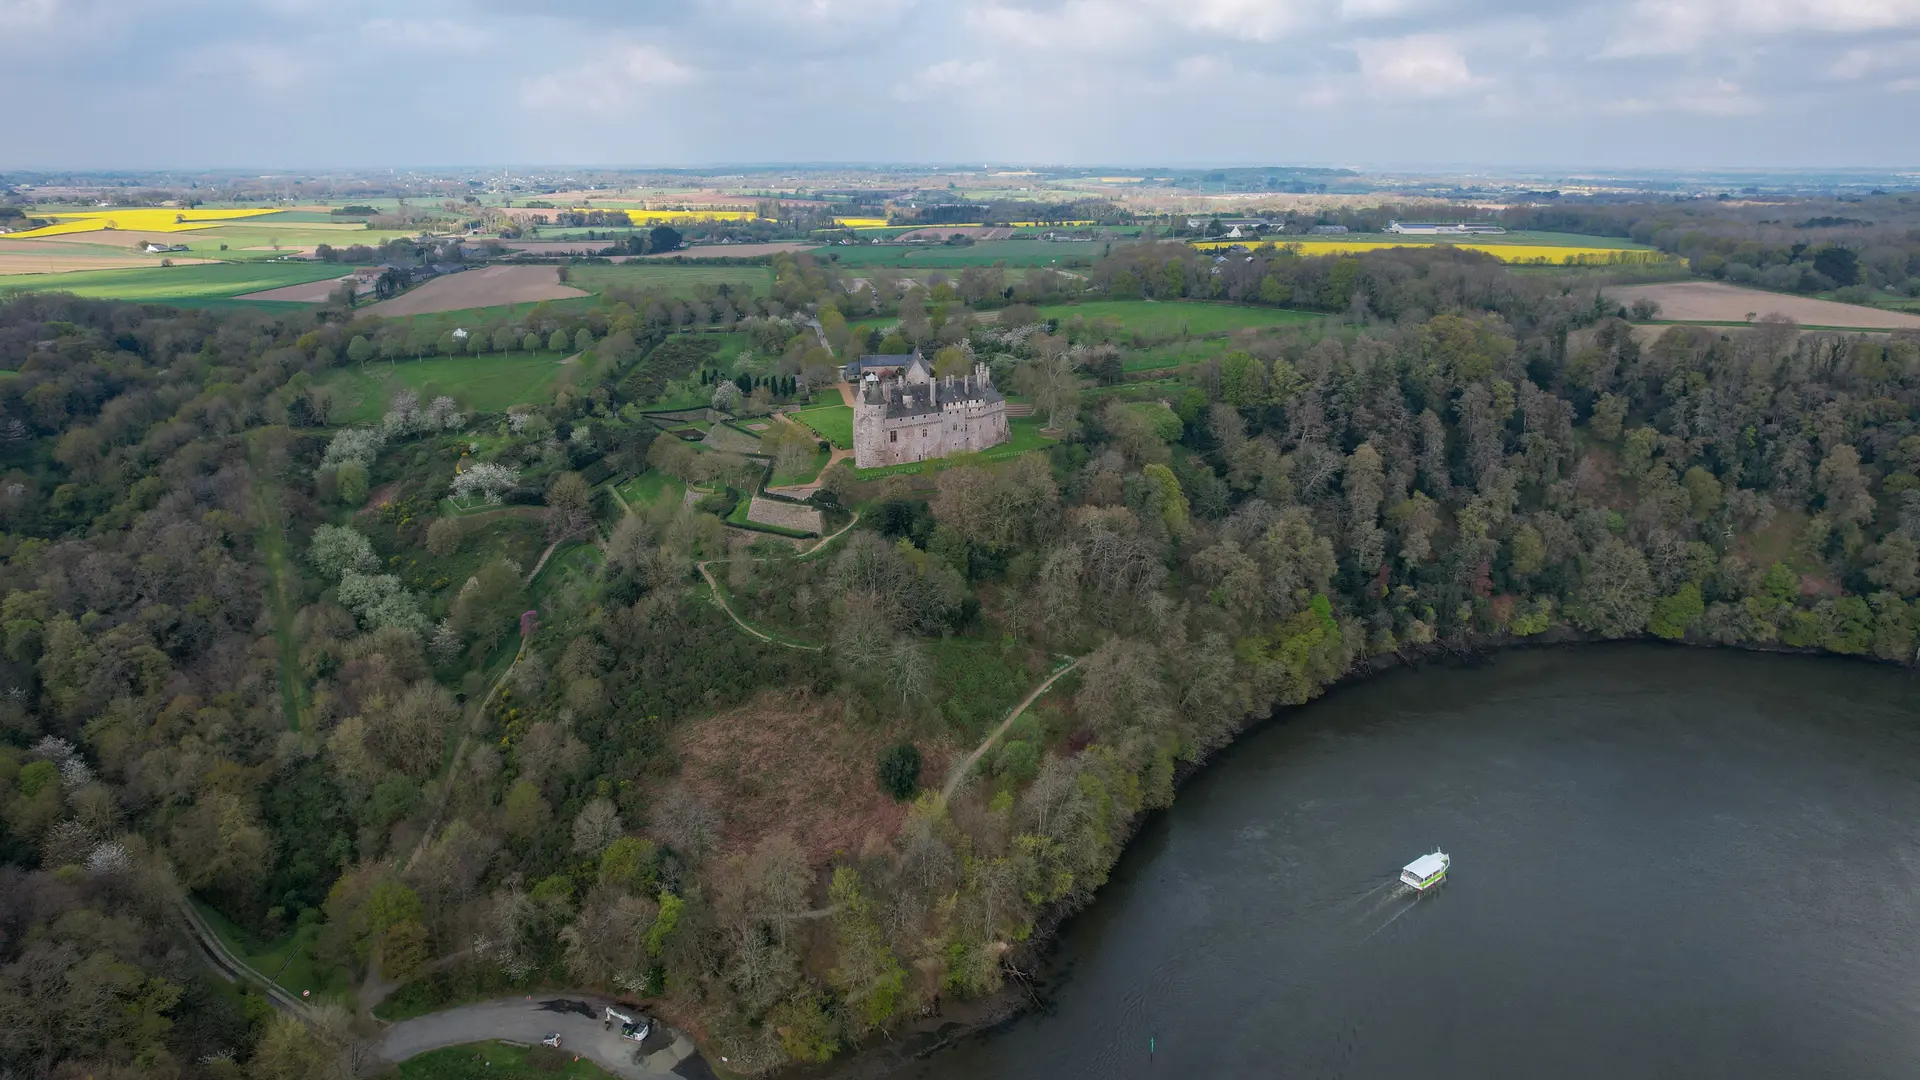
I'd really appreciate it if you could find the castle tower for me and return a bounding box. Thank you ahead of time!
[852,373,887,469]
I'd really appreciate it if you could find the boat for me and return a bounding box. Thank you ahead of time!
[1400,850,1450,891]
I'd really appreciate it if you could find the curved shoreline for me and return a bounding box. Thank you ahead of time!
[801,630,1914,1078]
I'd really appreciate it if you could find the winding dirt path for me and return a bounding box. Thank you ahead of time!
[692,508,862,651]
[940,655,1084,802]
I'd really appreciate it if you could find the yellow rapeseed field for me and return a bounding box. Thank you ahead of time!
[624,209,759,223]
[4,208,280,239]
[1189,238,1672,266]
[833,217,890,228]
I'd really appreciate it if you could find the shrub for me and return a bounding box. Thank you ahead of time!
[425,517,463,557]
[877,743,923,801]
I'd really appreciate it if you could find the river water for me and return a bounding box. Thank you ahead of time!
[905,646,1920,1080]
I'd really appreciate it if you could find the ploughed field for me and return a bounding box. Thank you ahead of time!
[1605,281,1920,330]
[363,266,587,316]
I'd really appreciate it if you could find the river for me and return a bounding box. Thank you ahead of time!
[903,645,1920,1079]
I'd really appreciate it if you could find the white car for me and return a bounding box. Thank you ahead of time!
[541,1033,562,1048]
[620,1020,652,1042]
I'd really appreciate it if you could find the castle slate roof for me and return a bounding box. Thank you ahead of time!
[872,373,1003,420]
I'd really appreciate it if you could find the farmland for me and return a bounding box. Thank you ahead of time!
[363,266,586,316]
[562,262,772,298]
[1604,281,1920,330]
[0,261,364,303]
[1,206,280,238]
[1190,235,1669,265]
[318,351,572,423]
[816,237,1119,268]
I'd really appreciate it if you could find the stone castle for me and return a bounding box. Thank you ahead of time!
[849,350,1009,469]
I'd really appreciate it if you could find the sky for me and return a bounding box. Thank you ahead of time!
[4,0,1920,170]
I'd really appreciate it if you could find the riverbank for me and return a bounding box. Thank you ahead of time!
[802,629,1916,1079]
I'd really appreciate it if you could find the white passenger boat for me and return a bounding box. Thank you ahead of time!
[1400,850,1450,891]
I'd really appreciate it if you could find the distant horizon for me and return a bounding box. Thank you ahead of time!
[5,163,1918,186]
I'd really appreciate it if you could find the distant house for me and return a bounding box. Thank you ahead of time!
[143,241,188,254]
[1386,222,1507,235]
[1310,224,1349,234]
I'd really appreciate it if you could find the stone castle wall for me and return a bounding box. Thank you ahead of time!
[853,396,1009,468]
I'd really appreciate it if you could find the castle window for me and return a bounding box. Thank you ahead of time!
[889,431,897,443]
[921,428,928,438]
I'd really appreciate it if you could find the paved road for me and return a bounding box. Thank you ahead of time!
[379,996,709,1078]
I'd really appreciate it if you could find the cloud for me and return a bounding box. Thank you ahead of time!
[1602,77,1759,115]
[520,44,693,114]
[362,17,496,52]
[895,57,997,101]
[969,1,1153,51]
[1355,35,1484,97]
[1605,0,1920,57]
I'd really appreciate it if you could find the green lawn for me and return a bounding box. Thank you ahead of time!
[1041,299,1323,337]
[0,261,356,302]
[562,263,772,298]
[791,404,855,449]
[615,469,686,510]
[398,1041,615,1080]
[320,351,570,424]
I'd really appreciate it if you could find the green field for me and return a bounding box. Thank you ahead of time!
[398,1040,614,1080]
[562,263,772,298]
[1041,299,1323,337]
[814,237,1123,268]
[0,261,356,303]
[791,403,855,448]
[320,352,571,423]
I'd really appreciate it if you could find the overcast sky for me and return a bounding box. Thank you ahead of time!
[5,0,1920,171]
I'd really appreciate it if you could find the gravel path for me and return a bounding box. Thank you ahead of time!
[379,997,709,1078]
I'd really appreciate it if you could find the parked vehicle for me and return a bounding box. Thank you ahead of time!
[541,1033,562,1048]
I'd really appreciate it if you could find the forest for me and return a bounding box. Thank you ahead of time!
[4,239,1920,1078]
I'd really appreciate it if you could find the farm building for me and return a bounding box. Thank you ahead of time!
[1386,222,1507,235]
[852,351,1008,469]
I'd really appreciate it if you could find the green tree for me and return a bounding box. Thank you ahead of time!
[877,743,923,801]
[346,335,374,365]
[1573,539,1654,638]
[1648,583,1704,640]
[549,328,569,352]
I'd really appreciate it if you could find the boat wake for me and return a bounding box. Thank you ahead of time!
[1359,894,1419,943]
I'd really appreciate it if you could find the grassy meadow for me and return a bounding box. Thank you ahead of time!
[320,352,572,424]
[1039,299,1324,337]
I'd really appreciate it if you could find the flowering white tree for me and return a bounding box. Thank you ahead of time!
[426,395,465,430]
[321,427,385,471]
[451,462,519,505]
[711,381,742,413]
[382,389,422,438]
